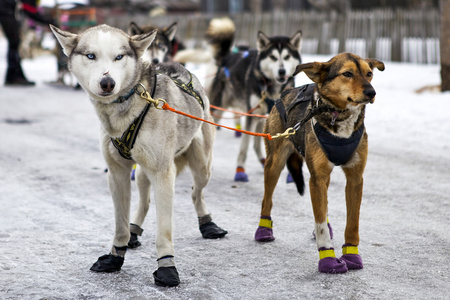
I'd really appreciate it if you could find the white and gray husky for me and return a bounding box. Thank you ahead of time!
[50,24,227,287]
[207,18,302,182]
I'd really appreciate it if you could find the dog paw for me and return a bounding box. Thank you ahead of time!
[234,131,242,137]
[234,168,249,182]
[90,254,124,273]
[318,257,348,274]
[128,232,141,249]
[199,222,228,239]
[254,226,275,242]
[340,245,363,270]
[153,266,180,287]
[340,254,363,270]
[260,158,266,166]
[286,173,294,183]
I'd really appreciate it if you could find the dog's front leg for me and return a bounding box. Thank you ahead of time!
[151,163,180,287]
[90,162,133,273]
[308,158,347,274]
[128,166,151,248]
[339,146,367,270]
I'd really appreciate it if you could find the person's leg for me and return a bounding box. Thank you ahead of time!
[0,13,35,85]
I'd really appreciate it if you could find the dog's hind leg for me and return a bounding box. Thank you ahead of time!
[128,166,151,248]
[255,142,291,242]
[90,159,134,273]
[186,127,228,239]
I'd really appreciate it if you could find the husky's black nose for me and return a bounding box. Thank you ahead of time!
[152,58,159,64]
[100,77,115,93]
[278,68,286,76]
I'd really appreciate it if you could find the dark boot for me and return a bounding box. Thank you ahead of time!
[5,49,35,86]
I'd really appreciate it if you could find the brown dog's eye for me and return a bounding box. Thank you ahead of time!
[367,71,373,77]
[343,72,353,78]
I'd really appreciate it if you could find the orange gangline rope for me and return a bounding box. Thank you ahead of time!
[162,103,274,140]
[210,104,267,118]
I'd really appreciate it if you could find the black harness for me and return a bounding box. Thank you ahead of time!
[275,83,364,166]
[111,72,204,160]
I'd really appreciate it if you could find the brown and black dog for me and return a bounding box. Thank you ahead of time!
[254,53,384,273]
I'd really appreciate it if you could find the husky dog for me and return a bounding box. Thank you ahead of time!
[207,19,302,182]
[255,53,384,273]
[128,22,184,64]
[50,24,227,287]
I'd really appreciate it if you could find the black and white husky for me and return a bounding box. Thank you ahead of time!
[50,24,227,287]
[207,18,303,182]
[128,21,184,64]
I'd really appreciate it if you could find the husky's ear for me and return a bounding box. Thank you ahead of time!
[293,62,328,83]
[130,30,157,58]
[290,31,302,51]
[163,22,178,41]
[257,31,271,52]
[49,25,79,57]
[365,58,385,71]
[128,22,142,36]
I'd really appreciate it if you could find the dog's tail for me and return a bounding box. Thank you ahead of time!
[205,17,235,65]
[286,153,305,196]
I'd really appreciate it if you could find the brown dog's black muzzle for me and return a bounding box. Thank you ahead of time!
[363,84,376,103]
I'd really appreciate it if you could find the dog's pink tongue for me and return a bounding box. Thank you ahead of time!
[331,111,339,125]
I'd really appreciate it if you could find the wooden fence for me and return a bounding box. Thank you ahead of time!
[106,8,440,64]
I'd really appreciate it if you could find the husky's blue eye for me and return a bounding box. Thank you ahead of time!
[343,71,353,78]
[86,53,95,60]
[115,54,124,61]
[269,55,277,61]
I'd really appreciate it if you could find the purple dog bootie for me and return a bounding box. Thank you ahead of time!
[255,216,275,242]
[340,244,363,270]
[234,167,249,182]
[318,248,348,273]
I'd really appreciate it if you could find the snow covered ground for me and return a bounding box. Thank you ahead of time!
[0,37,449,299]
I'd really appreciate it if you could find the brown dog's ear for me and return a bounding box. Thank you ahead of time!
[365,59,385,71]
[293,62,326,83]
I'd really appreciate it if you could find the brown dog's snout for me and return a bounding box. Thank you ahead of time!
[100,77,115,93]
[364,87,376,99]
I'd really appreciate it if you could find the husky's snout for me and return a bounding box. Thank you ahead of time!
[276,67,288,83]
[100,76,115,93]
